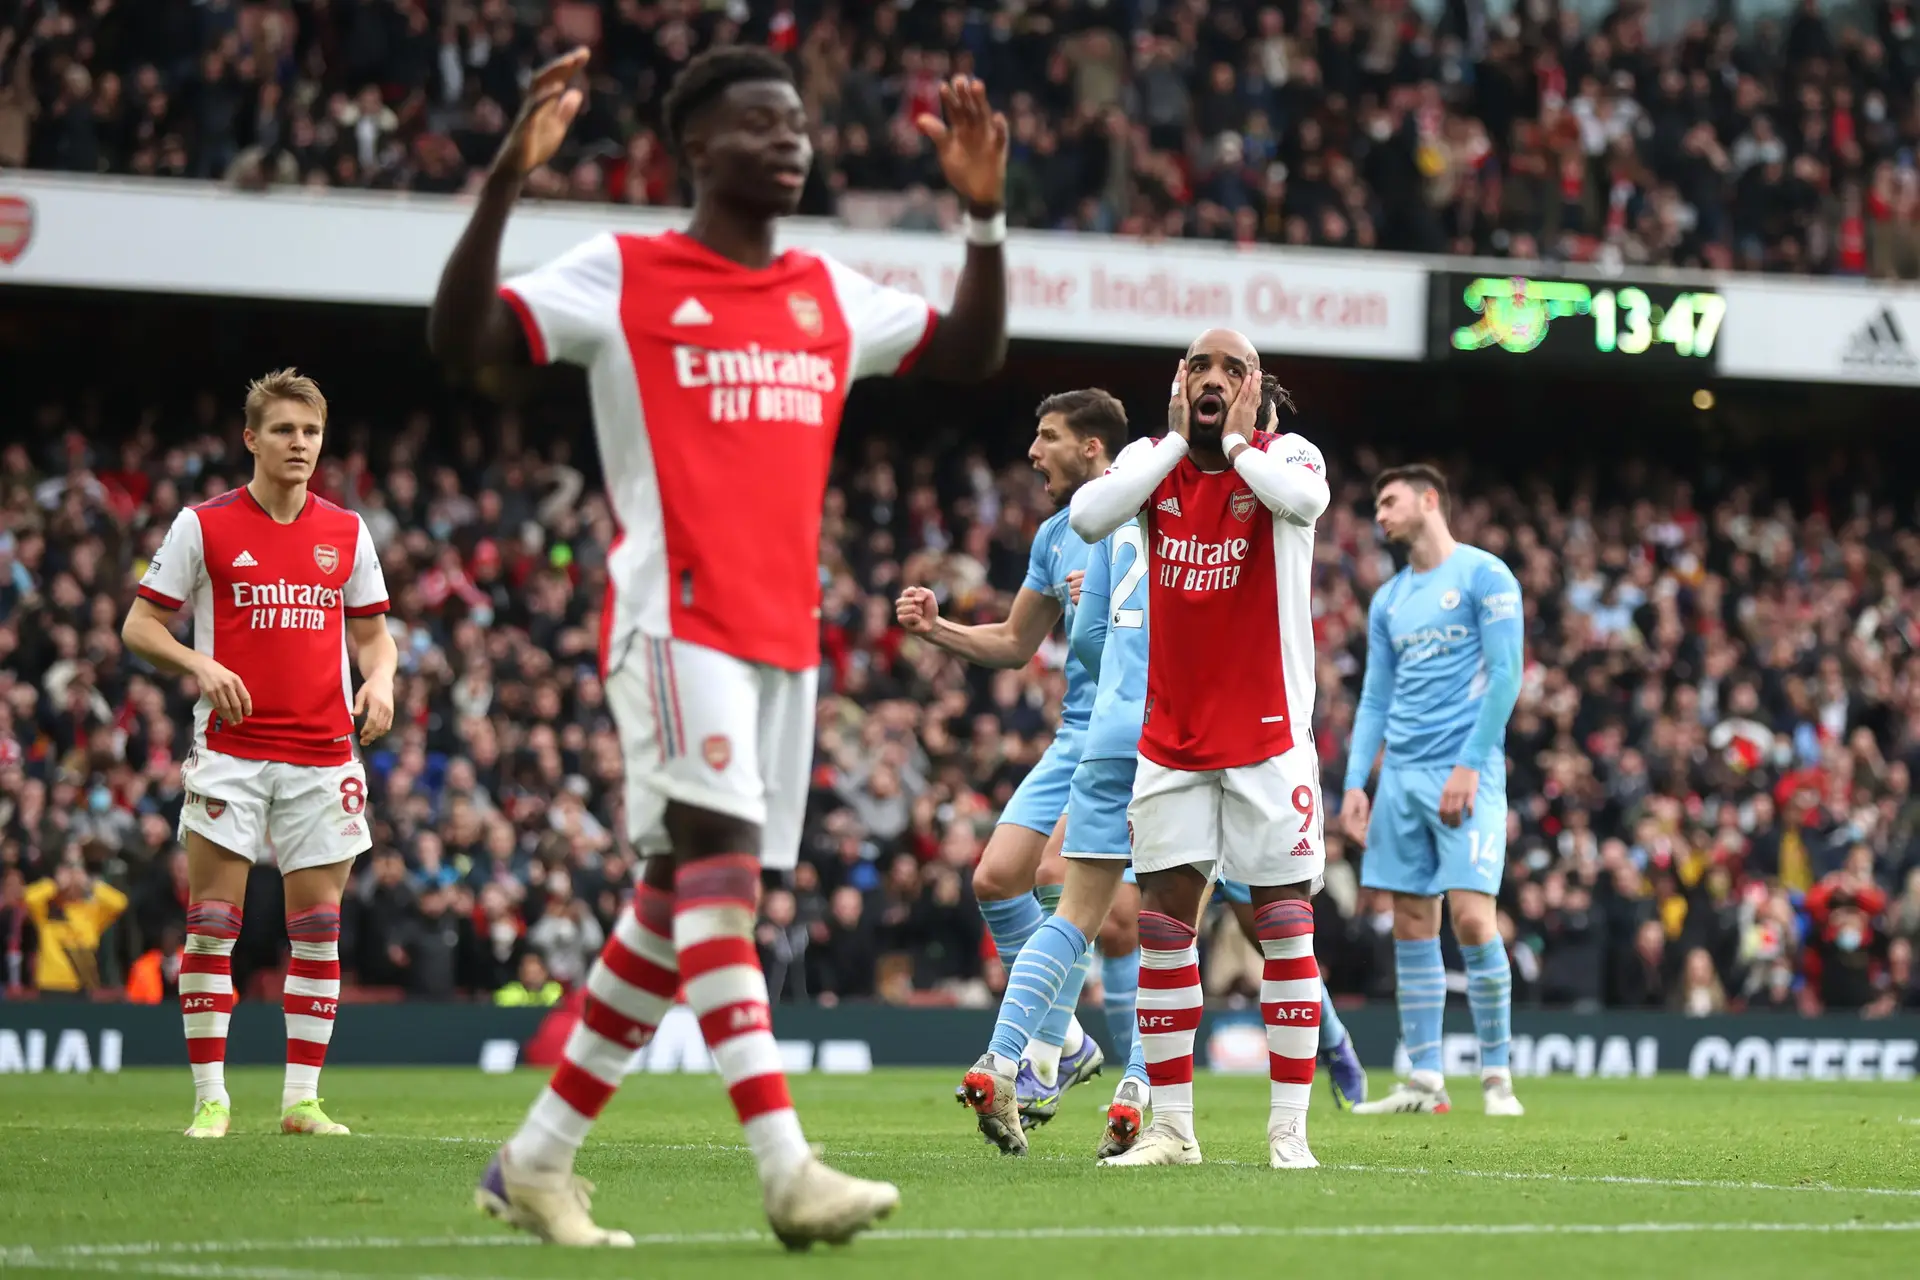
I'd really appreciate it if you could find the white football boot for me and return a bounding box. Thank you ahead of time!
[1098,1115,1201,1167]
[1097,1077,1148,1160]
[1481,1068,1526,1117]
[1350,1069,1452,1115]
[476,1147,635,1247]
[763,1156,900,1251]
[1267,1114,1319,1169]
[959,1053,1028,1155]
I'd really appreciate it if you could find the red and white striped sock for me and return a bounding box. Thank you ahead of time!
[1257,898,1320,1134]
[675,854,808,1183]
[506,883,679,1172]
[182,900,241,1106]
[283,905,341,1109]
[1137,910,1201,1142]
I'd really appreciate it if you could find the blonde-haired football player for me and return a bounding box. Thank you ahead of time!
[123,368,397,1139]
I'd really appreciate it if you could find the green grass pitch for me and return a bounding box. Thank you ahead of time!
[2,1068,1917,1279]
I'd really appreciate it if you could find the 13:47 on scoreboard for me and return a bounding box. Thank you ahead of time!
[1438,272,1727,370]
[1592,286,1725,356]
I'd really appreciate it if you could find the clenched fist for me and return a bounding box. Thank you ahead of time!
[895,585,939,635]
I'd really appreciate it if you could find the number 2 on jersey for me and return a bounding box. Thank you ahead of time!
[1110,521,1146,630]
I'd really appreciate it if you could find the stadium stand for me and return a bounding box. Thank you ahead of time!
[9,0,1920,272]
[2,1,1918,1020]
[2,368,1917,1017]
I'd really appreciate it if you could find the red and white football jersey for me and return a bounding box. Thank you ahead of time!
[138,489,389,767]
[500,230,937,673]
[1129,430,1324,771]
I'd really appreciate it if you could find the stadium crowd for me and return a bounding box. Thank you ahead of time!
[1,390,1919,1020]
[11,1,1920,274]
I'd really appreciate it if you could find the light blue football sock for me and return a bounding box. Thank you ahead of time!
[1461,939,1513,1070]
[979,893,1045,967]
[1124,1007,1148,1088]
[1101,948,1139,1067]
[988,914,1089,1063]
[1034,950,1095,1049]
[1318,980,1349,1053]
[1395,937,1447,1075]
[1028,883,1090,1054]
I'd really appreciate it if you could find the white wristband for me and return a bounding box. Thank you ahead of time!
[1222,433,1250,457]
[963,210,1007,246]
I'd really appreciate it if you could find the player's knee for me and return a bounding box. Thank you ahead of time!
[638,853,675,892]
[1391,894,1442,940]
[1451,894,1499,946]
[663,802,759,860]
[1138,871,1202,928]
[1098,911,1138,957]
[972,858,1021,903]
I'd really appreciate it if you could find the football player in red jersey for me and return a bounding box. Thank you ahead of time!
[121,369,397,1142]
[430,45,1008,1249]
[1070,329,1331,1172]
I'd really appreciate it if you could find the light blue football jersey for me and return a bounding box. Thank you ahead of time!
[1069,518,1150,761]
[1343,544,1524,787]
[1023,508,1097,731]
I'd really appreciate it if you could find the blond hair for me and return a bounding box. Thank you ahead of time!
[243,368,328,432]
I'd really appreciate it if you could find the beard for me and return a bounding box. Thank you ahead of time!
[1189,389,1228,445]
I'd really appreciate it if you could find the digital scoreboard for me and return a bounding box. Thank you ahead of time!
[1431,272,1725,371]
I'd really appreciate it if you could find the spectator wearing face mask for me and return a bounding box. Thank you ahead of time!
[1804,848,1892,1011]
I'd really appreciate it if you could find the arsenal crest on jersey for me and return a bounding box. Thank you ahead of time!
[313,543,339,574]
[787,291,823,337]
[1230,488,1258,522]
[702,734,733,771]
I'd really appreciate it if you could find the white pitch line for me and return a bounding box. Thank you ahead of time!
[855,1221,1920,1242]
[1329,1163,1920,1198]
[0,1261,518,1280]
[361,1136,1920,1199]
[8,1222,1920,1264]
[0,1239,531,1263]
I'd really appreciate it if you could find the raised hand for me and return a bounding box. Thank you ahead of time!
[915,75,1008,213]
[494,48,590,182]
[1167,360,1190,440]
[895,585,939,635]
[1223,366,1263,440]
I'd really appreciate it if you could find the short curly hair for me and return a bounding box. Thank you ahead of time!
[661,45,796,160]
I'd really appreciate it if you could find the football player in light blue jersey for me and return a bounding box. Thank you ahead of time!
[1340,464,1526,1118]
[897,390,1126,1127]
[959,495,1147,1156]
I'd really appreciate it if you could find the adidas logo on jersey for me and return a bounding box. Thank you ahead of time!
[1841,307,1920,375]
[1156,496,1182,517]
[231,550,257,568]
[671,297,713,326]
[1290,838,1315,857]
